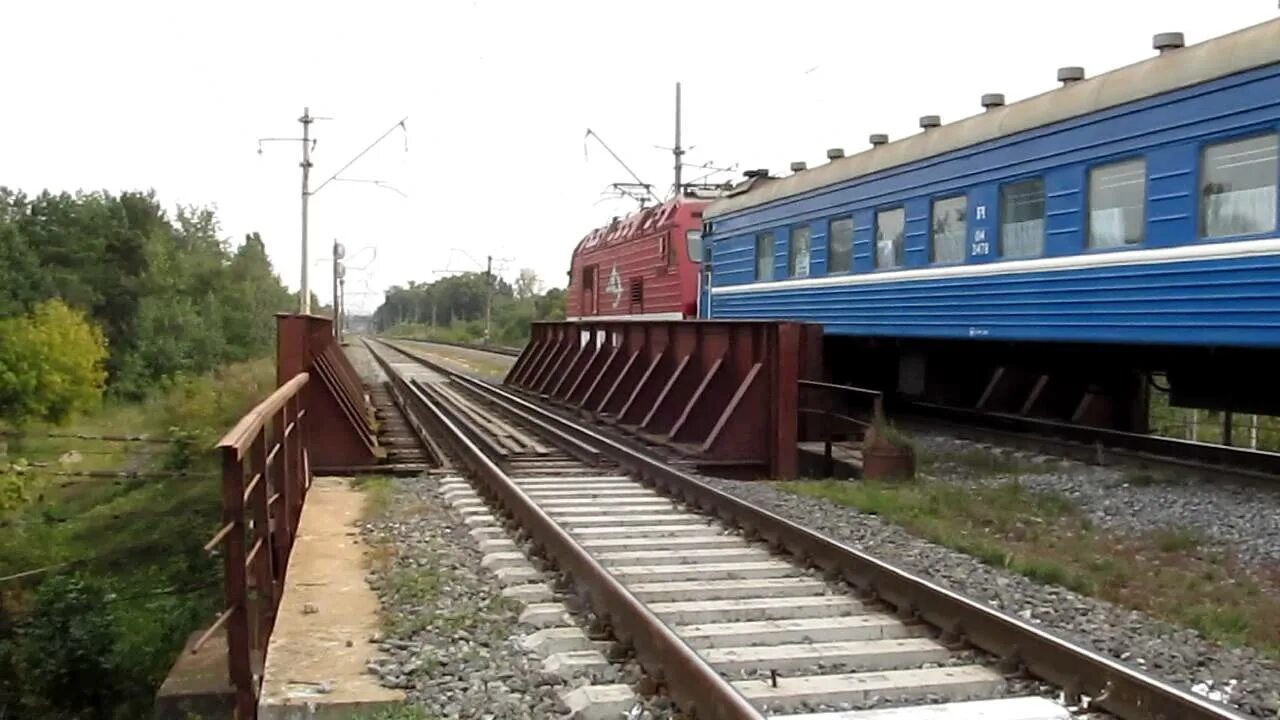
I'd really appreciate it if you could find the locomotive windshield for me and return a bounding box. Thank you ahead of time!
[686,229,703,262]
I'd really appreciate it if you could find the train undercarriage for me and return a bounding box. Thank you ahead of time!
[823,336,1280,436]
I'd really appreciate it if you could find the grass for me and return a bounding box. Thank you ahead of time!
[354,476,395,521]
[0,357,278,719]
[783,477,1280,658]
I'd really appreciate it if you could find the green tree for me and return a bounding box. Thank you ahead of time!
[12,574,123,718]
[0,300,108,427]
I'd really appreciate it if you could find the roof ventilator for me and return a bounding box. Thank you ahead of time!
[1154,32,1184,53]
[790,161,807,172]
[919,115,941,130]
[1057,66,1085,85]
[826,148,845,160]
[981,93,1005,110]
[869,133,889,147]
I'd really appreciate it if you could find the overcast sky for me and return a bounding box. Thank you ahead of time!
[3,1,1277,313]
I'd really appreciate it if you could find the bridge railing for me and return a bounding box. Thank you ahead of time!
[194,372,311,719]
[798,379,883,477]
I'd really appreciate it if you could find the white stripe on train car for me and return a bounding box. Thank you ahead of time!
[711,237,1280,295]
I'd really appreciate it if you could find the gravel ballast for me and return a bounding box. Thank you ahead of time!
[918,435,1280,571]
[360,476,570,719]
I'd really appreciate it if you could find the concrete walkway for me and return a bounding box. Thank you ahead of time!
[258,476,403,718]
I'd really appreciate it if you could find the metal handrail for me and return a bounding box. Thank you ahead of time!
[197,371,311,720]
[798,380,884,476]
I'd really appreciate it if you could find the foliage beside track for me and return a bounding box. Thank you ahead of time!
[0,300,108,428]
[0,187,298,401]
[0,358,277,719]
[373,268,564,346]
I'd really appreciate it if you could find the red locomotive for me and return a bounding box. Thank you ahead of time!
[566,196,707,321]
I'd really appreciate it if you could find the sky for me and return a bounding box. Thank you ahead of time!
[2,1,1277,314]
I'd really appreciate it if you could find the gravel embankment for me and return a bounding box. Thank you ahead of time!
[698,468,1280,718]
[360,476,570,719]
[918,435,1280,570]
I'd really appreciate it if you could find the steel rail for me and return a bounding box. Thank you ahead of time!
[412,360,1251,720]
[364,341,762,720]
[392,336,523,357]
[376,340,601,463]
[899,400,1280,481]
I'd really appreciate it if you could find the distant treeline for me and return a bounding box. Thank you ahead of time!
[373,267,564,345]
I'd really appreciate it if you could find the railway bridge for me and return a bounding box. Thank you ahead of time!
[154,312,1270,720]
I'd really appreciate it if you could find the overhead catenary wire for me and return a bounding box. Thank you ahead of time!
[312,117,409,196]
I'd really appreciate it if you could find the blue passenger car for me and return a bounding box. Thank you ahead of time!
[701,19,1280,425]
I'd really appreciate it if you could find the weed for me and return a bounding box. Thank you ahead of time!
[1153,527,1206,553]
[355,476,395,521]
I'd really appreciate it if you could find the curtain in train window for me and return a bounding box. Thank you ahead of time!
[1089,159,1147,248]
[875,208,905,269]
[1000,178,1045,258]
[1200,134,1278,239]
[788,226,811,278]
[827,217,853,273]
[755,232,775,281]
[931,196,967,264]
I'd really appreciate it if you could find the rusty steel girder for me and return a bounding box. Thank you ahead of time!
[276,314,382,471]
[504,320,823,478]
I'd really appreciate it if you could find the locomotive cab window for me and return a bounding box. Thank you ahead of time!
[875,208,905,269]
[930,196,966,264]
[1000,178,1045,258]
[755,232,775,281]
[828,217,853,273]
[686,228,703,262]
[1200,133,1278,239]
[788,226,811,278]
[1089,159,1146,248]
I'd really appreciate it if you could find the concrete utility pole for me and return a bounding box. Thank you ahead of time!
[673,82,683,197]
[300,109,314,313]
[259,110,407,315]
[484,254,493,344]
[332,240,345,340]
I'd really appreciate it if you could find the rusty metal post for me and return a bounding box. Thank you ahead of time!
[277,404,294,553]
[773,323,800,479]
[823,395,834,478]
[218,448,255,720]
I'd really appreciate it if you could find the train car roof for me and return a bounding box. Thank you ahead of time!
[706,17,1280,220]
[572,195,709,258]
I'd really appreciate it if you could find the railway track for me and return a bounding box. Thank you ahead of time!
[893,401,1280,483]
[391,335,523,357]
[364,337,1249,720]
[381,334,1280,482]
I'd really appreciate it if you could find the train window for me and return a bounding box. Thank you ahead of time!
[1200,133,1278,239]
[1088,159,1146,248]
[1000,178,1045,258]
[788,226,811,278]
[930,196,966,264]
[686,229,703,262]
[755,232,775,281]
[875,207,905,269]
[828,217,853,273]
